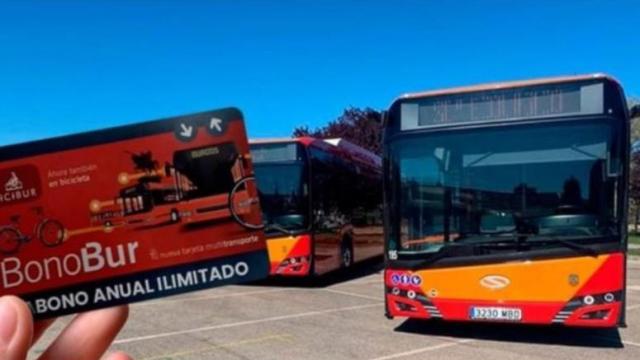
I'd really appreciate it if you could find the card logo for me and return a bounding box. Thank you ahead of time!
[0,165,41,207]
[5,172,23,192]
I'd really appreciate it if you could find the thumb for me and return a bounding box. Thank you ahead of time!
[104,351,133,360]
[0,296,33,360]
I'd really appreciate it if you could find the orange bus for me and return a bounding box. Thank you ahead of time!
[383,74,630,327]
[251,138,384,276]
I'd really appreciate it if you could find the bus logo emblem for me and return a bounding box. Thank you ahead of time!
[568,274,580,286]
[480,275,510,290]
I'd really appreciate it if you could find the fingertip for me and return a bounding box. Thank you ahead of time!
[104,351,133,360]
[0,295,34,359]
[111,305,130,329]
[0,295,33,336]
[40,304,131,360]
[0,295,32,321]
[119,305,130,322]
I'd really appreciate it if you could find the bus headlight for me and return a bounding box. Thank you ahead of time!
[407,290,416,299]
[391,287,400,295]
[583,295,595,305]
[604,293,615,303]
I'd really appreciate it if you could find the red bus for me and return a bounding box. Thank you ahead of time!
[251,137,384,276]
[383,74,631,327]
[87,142,259,233]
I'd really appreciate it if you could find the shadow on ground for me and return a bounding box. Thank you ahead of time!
[394,318,624,348]
[249,256,384,288]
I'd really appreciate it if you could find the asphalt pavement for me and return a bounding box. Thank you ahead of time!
[29,257,640,360]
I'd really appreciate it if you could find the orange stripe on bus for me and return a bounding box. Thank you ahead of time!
[413,254,610,302]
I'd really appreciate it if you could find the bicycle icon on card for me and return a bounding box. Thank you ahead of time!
[0,207,65,255]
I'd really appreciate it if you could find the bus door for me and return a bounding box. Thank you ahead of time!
[351,172,384,262]
[310,149,344,274]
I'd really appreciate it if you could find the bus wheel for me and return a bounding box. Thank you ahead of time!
[37,219,65,247]
[0,227,22,255]
[341,237,354,268]
[228,176,264,230]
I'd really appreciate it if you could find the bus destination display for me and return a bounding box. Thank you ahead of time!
[401,82,603,130]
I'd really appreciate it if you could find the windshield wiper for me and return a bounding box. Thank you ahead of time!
[264,223,294,236]
[398,234,611,268]
[457,233,608,257]
[470,233,606,257]
[525,235,604,257]
[408,248,458,268]
[453,234,523,246]
[403,236,521,268]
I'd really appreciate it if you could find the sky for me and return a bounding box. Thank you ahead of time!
[0,0,639,145]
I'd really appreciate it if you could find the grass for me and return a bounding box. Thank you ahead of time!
[627,232,640,258]
[628,233,640,245]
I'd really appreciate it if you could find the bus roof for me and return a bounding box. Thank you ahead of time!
[250,137,381,169]
[397,73,621,101]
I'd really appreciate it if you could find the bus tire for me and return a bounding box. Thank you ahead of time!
[341,236,354,269]
[37,219,65,247]
[228,176,264,230]
[0,227,22,255]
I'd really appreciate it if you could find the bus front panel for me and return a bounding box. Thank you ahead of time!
[266,234,312,275]
[385,253,624,327]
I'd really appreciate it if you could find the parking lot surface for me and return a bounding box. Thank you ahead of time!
[30,258,640,360]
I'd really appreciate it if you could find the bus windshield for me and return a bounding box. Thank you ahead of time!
[254,163,309,233]
[387,120,622,259]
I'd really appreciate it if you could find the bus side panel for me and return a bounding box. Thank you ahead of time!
[353,226,384,263]
[385,253,624,327]
[307,144,348,276]
[306,141,383,276]
[266,234,311,276]
[312,231,341,275]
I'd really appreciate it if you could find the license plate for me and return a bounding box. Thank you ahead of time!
[469,307,522,321]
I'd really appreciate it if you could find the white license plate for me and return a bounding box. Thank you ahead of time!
[469,306,522,321]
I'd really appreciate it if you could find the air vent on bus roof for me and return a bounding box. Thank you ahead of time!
[323,138,342,146]
[322,138,381,167]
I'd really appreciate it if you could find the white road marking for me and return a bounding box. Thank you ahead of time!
[115,302,382,344]
[132,288,291,307]
[622,340,640,348]
[626,303,640,310]
[627,285,640,291]
[324,288,382,301]
[139,334,294,360]
[369,339,474,360]
[347,278,384,285]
